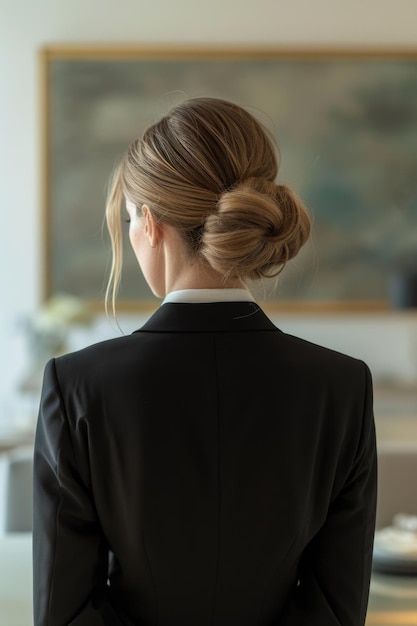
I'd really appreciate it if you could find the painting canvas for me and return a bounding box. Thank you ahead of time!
[41,47,417,309]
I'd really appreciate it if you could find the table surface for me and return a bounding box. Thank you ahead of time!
[0,534,416,626]
[0,429,34,455]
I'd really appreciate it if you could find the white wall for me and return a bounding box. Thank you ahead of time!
[1,0,417,415]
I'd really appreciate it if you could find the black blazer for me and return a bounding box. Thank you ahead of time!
[33,302,377,626]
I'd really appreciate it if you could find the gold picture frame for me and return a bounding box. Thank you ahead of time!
[40,45,417,312]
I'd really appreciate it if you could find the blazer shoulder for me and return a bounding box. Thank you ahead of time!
[50,332,149,383]
[56,333,135,362]
[279,330,370,379]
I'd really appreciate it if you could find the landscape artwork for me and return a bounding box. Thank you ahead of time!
[42,47,417,309]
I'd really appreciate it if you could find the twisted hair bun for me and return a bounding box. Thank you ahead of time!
[201,177,311,280]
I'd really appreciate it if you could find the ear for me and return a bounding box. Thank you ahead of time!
[142,205,163,248]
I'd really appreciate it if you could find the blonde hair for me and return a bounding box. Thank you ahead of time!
[105,97,311,312]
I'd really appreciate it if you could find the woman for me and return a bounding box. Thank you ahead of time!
[33,97,377,625]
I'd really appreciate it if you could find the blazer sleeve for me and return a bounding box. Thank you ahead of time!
[280,362,377,626]
[33,358,122,626]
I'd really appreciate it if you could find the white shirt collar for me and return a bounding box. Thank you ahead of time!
[162,288,255,304]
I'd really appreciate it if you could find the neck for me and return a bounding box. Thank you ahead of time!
[166,259,246,293]
[157,224,246,296]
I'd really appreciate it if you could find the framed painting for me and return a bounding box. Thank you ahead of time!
[40,46,417,311]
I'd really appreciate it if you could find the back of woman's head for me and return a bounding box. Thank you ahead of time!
[106,97,311,306]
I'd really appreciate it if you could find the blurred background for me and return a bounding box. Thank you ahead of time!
[1,1,417,624]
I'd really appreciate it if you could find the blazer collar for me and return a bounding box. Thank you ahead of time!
[135,302,280,334]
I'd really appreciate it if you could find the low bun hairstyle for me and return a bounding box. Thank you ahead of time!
[202,177,310,280]
[106,97,311,310]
